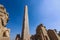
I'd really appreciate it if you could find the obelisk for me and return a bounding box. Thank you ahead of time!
[21,5,30,40]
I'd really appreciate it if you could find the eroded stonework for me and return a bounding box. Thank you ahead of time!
[15,5,60,40]
[0,4,10,40]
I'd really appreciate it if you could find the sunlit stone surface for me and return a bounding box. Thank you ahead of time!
[21,5,30,40]
[0,4,10,40]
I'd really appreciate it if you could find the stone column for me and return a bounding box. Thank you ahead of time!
[21,5,30,40]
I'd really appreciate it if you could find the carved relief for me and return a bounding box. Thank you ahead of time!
[0,4,9,27]
[0,4,10,40]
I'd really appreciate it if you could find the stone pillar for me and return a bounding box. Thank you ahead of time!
[21,5,30,40]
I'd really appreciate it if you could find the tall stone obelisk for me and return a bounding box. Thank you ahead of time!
[21,5,30,40]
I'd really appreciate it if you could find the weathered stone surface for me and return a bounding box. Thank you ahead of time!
[0,4,10,40]
[48,29,60,40]
[0,37,10,40]
[36,24,50,40]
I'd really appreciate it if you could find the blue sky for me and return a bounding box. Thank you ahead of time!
[0,0,60,40]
